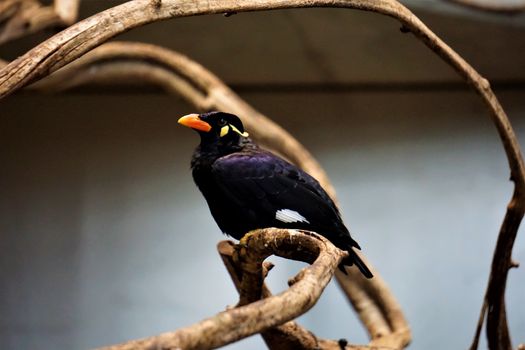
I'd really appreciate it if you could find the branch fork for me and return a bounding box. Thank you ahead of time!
[100,228,346,350]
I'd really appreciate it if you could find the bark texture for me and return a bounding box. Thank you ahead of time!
[0,0,79,44]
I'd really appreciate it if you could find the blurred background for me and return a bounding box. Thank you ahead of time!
[1,1,524,349]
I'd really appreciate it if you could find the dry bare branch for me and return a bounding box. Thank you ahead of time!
[219,240,403,350]
[30,41,337,200]
[336,269,410,349]
[218,240,322,350]
[98,228,345,350]
[0,0,79,45]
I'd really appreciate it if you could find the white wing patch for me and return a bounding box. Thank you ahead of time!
[275,209,310,224]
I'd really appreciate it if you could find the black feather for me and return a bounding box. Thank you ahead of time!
[184,111,373,278]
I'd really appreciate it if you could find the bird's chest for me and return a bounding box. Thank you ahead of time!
[192,164,257,238]
[191,164,218,202]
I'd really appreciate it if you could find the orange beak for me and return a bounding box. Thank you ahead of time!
[178,113,212,132]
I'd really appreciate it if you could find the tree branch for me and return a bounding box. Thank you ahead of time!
[218,240,322,350]
[30,41,337,200]
[0,0,79,45]
[335,269,410,349]
[218,240,403,350]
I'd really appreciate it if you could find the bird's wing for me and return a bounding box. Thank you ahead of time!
[211,151,351,243]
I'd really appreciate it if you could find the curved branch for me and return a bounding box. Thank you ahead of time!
[99,228,345,350]
[218,240,403,350]
[1,0,523,199]
[31,41,338,201]
[218,240,322,350]
[335,269,410,348]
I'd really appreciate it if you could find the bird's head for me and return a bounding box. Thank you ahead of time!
[178,111,249,144]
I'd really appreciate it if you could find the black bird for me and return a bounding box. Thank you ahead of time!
[178,111,372,278]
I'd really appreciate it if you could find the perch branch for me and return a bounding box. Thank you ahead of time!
[219,240,401,350]
[99,228,345,350]
[28,40,410,348]
[0,0,79,45]
[218,240,321,350]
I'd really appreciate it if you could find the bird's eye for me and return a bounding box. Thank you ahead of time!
[217,118,227,126]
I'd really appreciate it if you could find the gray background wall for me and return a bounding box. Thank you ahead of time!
[1,2,524,350]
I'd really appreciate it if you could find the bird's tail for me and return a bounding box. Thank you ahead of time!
[339,249,373,278]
